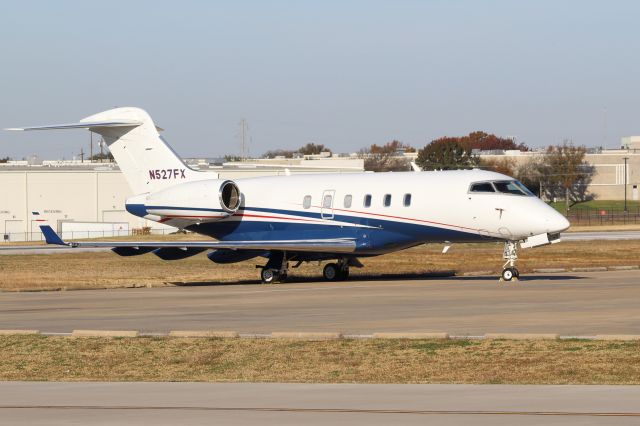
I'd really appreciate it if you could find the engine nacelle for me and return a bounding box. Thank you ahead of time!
[126,179,241,223]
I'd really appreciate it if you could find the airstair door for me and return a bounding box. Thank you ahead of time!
[321,190,335,220]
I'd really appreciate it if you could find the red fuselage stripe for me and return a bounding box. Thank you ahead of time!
[312,205,480,232]
[158,210,480,234]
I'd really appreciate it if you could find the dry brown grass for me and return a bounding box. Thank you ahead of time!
[1,335,639,384]
[1,240,640,291]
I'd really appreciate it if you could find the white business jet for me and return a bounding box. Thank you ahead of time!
[7,107,570,282]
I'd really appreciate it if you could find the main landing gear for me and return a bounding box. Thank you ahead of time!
[322,259,350,282]
[259,254,354,283]
[501,241,520,282]
[259,251,289,284]
[260,267,286,284]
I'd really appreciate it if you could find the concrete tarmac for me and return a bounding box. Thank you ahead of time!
[1,382,639,425]
[1,270,639,335]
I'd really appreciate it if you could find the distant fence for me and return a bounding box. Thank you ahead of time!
[567,207,640,226]
[2,228,176,243]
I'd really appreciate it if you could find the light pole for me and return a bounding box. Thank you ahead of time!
[623,157,629,213]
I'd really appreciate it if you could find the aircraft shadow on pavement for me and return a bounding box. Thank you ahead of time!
[169,272,584,287]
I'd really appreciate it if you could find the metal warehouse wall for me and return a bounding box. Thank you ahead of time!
[0,170,147,242]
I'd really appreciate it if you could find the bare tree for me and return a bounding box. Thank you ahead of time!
[361,140,412,172]
[298,143,331,156]
[262,149,296,159]
[478,157,517,176]
[536,142,595,214]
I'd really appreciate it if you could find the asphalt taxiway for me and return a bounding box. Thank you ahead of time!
[1,270,639,335]
[1,382,639,425]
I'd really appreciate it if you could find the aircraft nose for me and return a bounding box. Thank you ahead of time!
[549,211,570,233]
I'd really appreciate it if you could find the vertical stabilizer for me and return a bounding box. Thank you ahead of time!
[80,107,208,193]
[6,107,215,194]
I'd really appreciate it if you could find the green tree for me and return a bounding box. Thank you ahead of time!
[416,137,478,170]
[0,156,10,163]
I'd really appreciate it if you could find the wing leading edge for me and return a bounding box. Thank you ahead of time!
[39,225,356,253]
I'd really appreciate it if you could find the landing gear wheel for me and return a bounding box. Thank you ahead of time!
[337,267,350,281]
[513,268,520,278]
[261,268,279,284]
[278,273,288,283]
[323,263,339,281]
[501,268,515,281]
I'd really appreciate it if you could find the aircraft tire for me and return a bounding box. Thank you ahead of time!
[261,268,278,284]
[501,268,515,281]
[323,263,339,281]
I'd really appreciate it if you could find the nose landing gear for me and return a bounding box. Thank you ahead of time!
[501,241,520,282]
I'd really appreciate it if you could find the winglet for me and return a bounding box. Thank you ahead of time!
[39,225,67,246]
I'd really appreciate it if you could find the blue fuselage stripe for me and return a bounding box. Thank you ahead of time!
[125,203,494,253]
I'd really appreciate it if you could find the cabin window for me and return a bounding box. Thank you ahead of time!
[323,194,333,209]
[469,182,495,193]
[344,194,352,208]
[303,195,312,209]
[383,194,392,207]
[363,194,372,208]
[403,193,412,207]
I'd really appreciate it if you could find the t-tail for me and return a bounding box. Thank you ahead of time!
[6,107,213,194]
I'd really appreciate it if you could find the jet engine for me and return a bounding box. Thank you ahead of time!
[126,179,241,222]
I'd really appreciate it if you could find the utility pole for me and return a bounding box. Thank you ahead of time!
[90,132,93,163]
[238,119,249,159]
[623,156,629,212]
[79,147,85,163]
[602,107,607,150]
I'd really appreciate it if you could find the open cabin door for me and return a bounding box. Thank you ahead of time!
[321,190,335,219]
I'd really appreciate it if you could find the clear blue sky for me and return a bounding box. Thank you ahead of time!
[1,0,639,159]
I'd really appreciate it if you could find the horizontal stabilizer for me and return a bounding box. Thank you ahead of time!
[5,120,142,131]
[38,225,356,253]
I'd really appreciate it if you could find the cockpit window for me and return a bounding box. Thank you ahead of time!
[469,180,535,196]
[470,182,495,193]
[493,180,534,196]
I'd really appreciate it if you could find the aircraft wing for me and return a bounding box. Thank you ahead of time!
[39,225,356,253]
